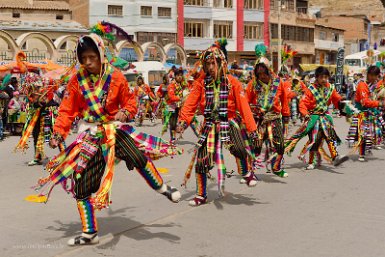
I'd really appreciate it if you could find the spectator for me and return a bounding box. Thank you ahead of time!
[231,60,239,70]
[8,91,22,134]
[0,89,9,140]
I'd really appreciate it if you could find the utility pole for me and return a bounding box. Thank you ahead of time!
[277,0,282,73]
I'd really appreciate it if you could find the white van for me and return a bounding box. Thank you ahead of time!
[123,61,167,93]
[344,50,381,75]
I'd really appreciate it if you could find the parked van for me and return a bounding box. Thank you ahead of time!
[123,61,167,92]
[344,50,381,75]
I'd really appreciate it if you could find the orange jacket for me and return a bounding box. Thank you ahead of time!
[245,79,290,117]
[283,80,297,100]
[167,82,183,105]
[299,83,341,116]
[179,75,257,132]
[354,81,380,108]
[157,83,167,98]
[134,84,155,100]
[54,69,137,139]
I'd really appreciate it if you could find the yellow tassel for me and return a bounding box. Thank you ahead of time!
[24,194,47,203]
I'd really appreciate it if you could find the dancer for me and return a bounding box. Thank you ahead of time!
[346,66,385,161]
[161,69,185,142]
[15,74,62,165]
[285,66,349,170]
[177,41,258,206]
[246,63,290,177]
[32,34,182,246]
[134,75,156,126]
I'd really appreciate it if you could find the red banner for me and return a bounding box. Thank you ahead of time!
[264,0,270,48]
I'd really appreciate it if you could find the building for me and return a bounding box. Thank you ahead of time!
[0,0,87,65]
[314,24,344,65]
[269,0,316,69]
[69,0,187,65]
[310,0,385,55]
[309,0,385,23]
[179,0,265,65]
[317,15,370,56]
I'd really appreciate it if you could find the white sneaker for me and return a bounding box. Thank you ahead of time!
[242,172,257,187]
[305,164,315,170]
[358,156,365,162]
[67,233,99,246]
[188,196,207,207]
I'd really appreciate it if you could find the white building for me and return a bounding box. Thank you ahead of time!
[180,0,265,64]
[70,0,186,65]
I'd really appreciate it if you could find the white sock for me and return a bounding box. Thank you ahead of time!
[156,184,167,194]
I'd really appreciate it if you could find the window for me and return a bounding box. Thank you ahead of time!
[214,21,233,38]
[244,23,263,39]
[270,0,294,11]
[137,32,155,43]
[244,0,263,10]
[319,31,326,40]
[271,24,314,42]
[12,12,20,18]
[141,6,152,17]
[224,0,233,8]
[332,32,339,42]
[184,21,205,38]
[158,7,171,18]
[184,0,206,6]
[56,14,64,20]
[108,5,123,16]
[214,0,221,8]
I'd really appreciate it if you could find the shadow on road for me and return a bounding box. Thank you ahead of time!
[46,206,181,249]
[213,192,268,210]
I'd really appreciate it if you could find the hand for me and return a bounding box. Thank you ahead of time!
[176,122,186,134]
[115,110,129,123]
[49,138,59,149]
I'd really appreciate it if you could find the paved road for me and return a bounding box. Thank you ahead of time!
[1,117,385,257]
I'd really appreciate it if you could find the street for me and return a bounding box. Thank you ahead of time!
[1,117,385,257]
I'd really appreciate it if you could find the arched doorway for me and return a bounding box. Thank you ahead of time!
[16,32,57,62]
[54,35,78,66]
[141,42,166,63]
[116,40,144,62]
[164,43,187,66]
[0,30,19,61]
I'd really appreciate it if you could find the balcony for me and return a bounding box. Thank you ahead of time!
[315,39,344,51]
[184,37,236,51]
[184,0,210,7]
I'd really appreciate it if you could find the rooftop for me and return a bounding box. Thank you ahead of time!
[0,20,88,33]
[0,0,69,11]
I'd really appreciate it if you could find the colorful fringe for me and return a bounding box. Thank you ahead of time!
[14,108,41,152]
[285,114,340,164]
[347,112,376,155]
[32,123,182,210]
